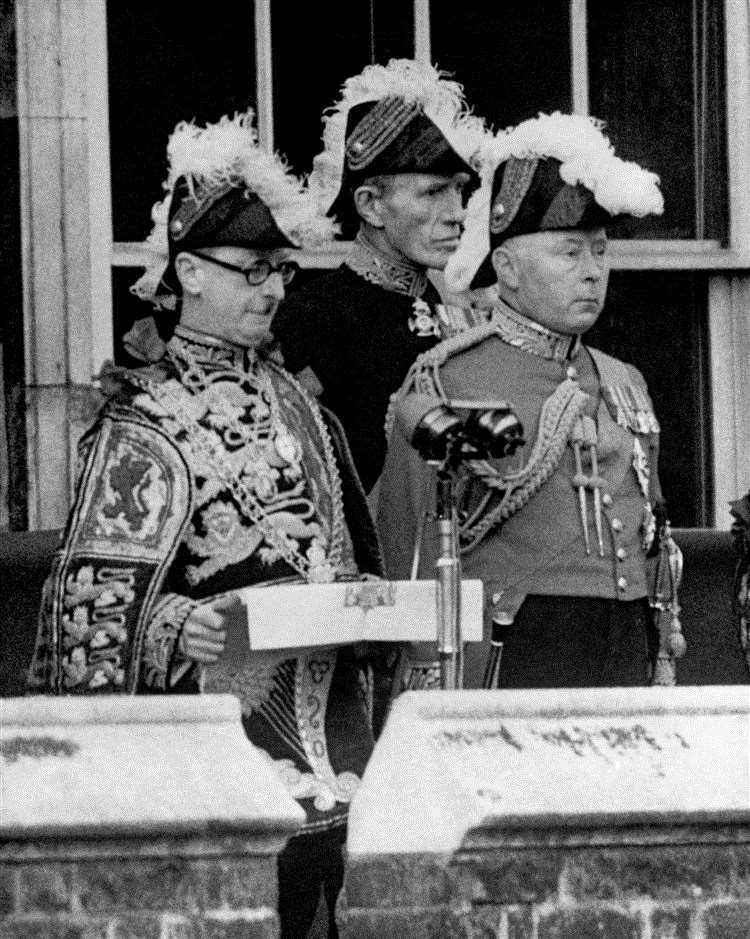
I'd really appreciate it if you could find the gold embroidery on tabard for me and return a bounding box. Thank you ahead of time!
[60,565,136,691]
[87,438,169,543]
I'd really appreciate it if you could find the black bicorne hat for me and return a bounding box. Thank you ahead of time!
[327,97,480,239]
[158,177,296,296]
[470,157,613,288]
[132,110,335,310]
[444,112,664,295]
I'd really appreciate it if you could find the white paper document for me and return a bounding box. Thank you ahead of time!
[234,579,484,651]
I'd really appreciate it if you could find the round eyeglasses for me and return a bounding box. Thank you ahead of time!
[190,251,299,286]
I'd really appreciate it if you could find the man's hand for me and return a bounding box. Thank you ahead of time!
[178,594,243,664]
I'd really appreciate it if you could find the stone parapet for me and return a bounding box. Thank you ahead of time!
[341,686,750,938]
[0,693,304,937]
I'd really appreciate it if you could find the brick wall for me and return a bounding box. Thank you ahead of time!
[341,687,750,939]
[0,838,280,938]
[0,695,304,939]
[340,836,750,938]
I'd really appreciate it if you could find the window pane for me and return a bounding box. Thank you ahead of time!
[431,1,572,130]
[587,272,711,527]
[272,1,413,175]
[588,0,727,240]
[108,1,256,243]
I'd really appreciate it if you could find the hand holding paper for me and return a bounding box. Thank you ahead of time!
[179,594,243,663]
[230,579,484,653]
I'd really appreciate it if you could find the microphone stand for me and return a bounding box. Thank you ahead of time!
[408,401,524,692]
[435,449,463,690]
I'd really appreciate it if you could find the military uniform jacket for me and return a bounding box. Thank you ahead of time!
[378,303,662,672]
[28,327,386,834]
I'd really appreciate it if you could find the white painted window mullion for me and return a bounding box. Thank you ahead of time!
[724,0,750,252]
[414,0,431,63]
[86,0,114,371]
[570,0,589,115]
[255,0,274,153]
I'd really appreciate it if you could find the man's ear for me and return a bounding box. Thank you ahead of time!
[353,184,385,229]
[174,252,203,295]
[491,245,520,291]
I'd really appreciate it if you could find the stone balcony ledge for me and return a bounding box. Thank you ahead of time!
[348,685,750,856]
[0,693,304,846]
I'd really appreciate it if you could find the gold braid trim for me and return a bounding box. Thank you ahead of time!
[384,321,499,441]
[459,379,589,553]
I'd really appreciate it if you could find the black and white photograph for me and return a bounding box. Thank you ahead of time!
[1,2,749,937]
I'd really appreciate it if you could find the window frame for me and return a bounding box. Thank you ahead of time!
[101,0,750,526]
[108,0,750,272]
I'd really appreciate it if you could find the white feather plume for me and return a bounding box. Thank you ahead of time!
[132,109,336,307]
[306,58,490,214]
[445,111,664,293]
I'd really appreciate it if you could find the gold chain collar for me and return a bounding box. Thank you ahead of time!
[140,342,348,583]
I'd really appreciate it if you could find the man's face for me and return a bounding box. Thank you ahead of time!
[181,246,288,347]
[373,173,471,270]
[494,228,610,335]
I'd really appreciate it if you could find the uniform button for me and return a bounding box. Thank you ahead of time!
[612,518,623,532]
[602,493,613,507]
[617,576,628,590]
[616,548,627,561]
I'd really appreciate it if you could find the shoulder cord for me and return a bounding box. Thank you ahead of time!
[383,321,500,440]
[460,379,589,553]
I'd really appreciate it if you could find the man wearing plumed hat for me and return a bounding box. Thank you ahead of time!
[272,59,488,495]
[378,112,685,691]
[27,110,393,937]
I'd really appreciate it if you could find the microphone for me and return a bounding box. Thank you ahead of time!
[394,392,525,464]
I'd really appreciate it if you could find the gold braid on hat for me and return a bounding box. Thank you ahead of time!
[489,157,538,235]
[345,97,422,171]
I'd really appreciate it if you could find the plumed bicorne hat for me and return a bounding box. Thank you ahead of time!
[307,59,489,239]
[131,109,336,310]
[444,112,665,293]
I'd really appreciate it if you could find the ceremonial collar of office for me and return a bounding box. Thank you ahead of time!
[170,324,258,372]
[346,231,429,298]
[492,299,581,363]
